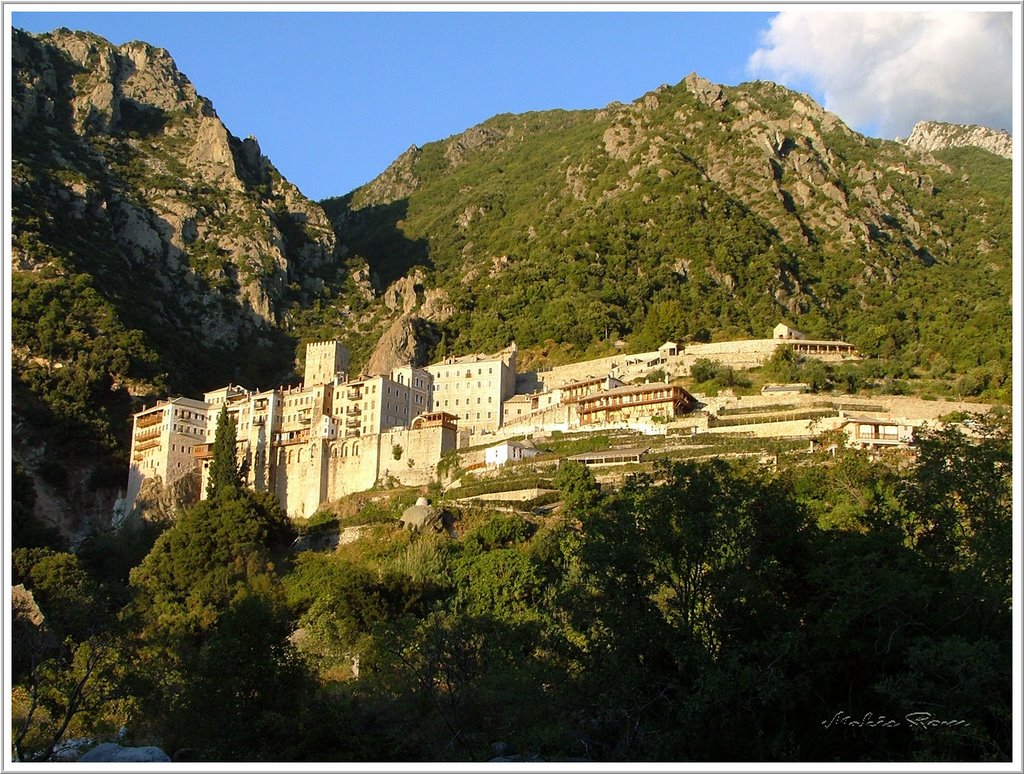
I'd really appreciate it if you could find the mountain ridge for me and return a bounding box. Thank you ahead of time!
[902,119,1012,159]
[9,27,1012,541]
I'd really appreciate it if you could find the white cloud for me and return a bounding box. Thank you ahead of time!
[747,11,1013,138]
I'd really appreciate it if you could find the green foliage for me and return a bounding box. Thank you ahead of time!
[452,548,544,620]
[128,488,293,640]
[461,513,535,557]
[11,424,1010,763]
[689,357,720,384]
[11,546,130,762]
[689,357,752,391]
[207,406,242,499]
[13,550,110,642]
[10,271,166,452]
[171,590,308,760]
[553,460,603,515]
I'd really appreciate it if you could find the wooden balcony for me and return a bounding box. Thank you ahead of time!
[136,412,163,428]
[134,427,162,443]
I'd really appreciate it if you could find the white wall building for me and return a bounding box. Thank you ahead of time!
[485,440,539,467]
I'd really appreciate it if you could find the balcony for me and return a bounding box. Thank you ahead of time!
[275,430,310,445]
[346,405,361,416]
[134,428,162,443]
[345,417,361,428]
[136,412,163,428]
[344,429,361,438]
[347,388,362,401]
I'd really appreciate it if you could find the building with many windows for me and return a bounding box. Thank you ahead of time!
[128,341,459,519]
[127,337,702,519]
[424,343,517,434]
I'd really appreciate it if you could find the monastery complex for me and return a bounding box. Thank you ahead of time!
[127,324,860,518]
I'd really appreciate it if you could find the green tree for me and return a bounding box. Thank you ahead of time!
[688,358,720,384]
[11,550,130,762]
[761,344,798,382]
[172,591,308,760]
[207,405,241,499]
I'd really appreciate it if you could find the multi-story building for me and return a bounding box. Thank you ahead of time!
[126,396,209,507]
[424,343,517,434]
[128,340,464,520]
[576,383,697,426]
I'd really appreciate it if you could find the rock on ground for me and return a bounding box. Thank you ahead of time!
[78,743,171,762]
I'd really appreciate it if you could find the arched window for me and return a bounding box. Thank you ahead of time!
[352,443,360,457]
[341,443,348,458]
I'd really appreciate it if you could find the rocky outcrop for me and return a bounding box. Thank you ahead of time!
[11,26,339,349]
[399,497,442,531]
[12,584,47,629]
[903,120,1012,159]
[354,144,421,207]
[128,472,201,524]
[683,71,727,112]
[445,124,507,167]
[364,314,438,375]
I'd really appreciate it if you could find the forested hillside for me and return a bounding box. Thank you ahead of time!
[9,28,1011,537]
[12,418,1012,762]
[323,75,1011,387]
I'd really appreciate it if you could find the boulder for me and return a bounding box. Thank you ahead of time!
[399,497,441,532]
[78,743,171,762]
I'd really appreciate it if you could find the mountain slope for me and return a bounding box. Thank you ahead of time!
[903,120,1012,159]
[325,74,1011,382]
[9,28,362,538]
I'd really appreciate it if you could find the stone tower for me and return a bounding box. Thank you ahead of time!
[304,340,350,387]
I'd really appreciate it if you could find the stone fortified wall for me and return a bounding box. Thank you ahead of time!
[377,423,458,487]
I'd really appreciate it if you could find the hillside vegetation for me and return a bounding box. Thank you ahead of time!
[323,75,1011,391]
[12,418,1012,762]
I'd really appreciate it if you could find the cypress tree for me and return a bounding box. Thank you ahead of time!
[207,405,241,499]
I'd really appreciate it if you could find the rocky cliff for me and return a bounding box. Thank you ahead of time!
[10,28,353,539]
[11,27,341,351]
[902,120,1012,159]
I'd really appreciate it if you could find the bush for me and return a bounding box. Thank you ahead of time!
[689,358,720,384]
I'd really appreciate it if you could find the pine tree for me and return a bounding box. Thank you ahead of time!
[207,405,241,499]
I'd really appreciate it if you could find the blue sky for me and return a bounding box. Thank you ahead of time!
[10,7,1016,201]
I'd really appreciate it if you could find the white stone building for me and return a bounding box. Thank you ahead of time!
[485,440,539,467]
